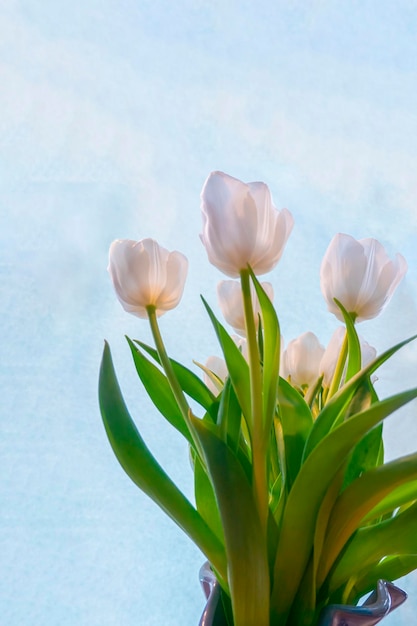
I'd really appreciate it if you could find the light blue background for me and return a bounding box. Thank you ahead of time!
[1,1,417,624]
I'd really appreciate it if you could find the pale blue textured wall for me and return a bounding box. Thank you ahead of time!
[1,2,417,624]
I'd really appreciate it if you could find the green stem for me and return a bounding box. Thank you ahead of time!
[327,330,348,400]
[147,306,203,458]
[240,269,268,534]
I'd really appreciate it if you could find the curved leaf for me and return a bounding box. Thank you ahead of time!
[317,452,417,587]
[250,269,281,436]
[192,414,270,626]
[277,377,314,491]
[334,298,361,382]
[303,334,417,461]
[98,341,227,581]
[362,479,417,523]
[126,337,193,443]
[201,297,251,424]
[347,555,417,604]
[270,385,417,623]
[328,500,417,592]
[134,339,216,410]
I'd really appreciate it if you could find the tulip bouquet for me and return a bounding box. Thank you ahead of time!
[99,172,417,626]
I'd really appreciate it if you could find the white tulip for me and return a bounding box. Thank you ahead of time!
[282,332,325,388]
[204,336,248,395]
[204,356,230,396]
[320,234,407,322]
[200,171,294,277]
[108,238,188,318]
[320,327,377,387]
[217,280,274,337]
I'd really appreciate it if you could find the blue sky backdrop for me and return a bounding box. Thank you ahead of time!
[1,1,417,624]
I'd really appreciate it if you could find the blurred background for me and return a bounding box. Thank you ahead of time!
[1,1,417,624]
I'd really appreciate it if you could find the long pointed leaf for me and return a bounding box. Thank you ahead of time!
[277,377,314,491]
[318,452,417,586]
[250,269,281,435]
[270,386,417,623]
[134,339,216,410]
[362,479,417,523]
[201,297,251,424]
[126,337,193,443]
[328,500,417,592]
[334,298,361,382]
[347,555,417,603]
[194,455,224,545]
[192,414,270,626]
[98,342,227,580]
[303,334,417,460]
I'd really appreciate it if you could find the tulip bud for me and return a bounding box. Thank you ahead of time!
[320,327,377,387]
[108,238,188,318]
[282,332,325,388]
[217,280,274,337]
[320,234,407,323]
[204,356,229,396]
[204,336,248,395]
[200,171,294,277]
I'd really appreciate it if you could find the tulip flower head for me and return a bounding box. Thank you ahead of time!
[282,331,325,388]
[204,337,248,395]
[204,356,229,396]
[200,171,294,277]
[320,234,407,323]
[108,238,188,318]
[217,279,274,336]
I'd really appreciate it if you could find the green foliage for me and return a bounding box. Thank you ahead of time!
[192,415,270,626]
[100,272,417,626]
[98,341,227,581]
[133,339,216,411]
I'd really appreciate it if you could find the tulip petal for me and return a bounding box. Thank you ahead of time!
[158,251,189,314]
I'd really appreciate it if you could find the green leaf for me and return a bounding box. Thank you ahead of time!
[194,455,224,545]
[98,341,227,582]
[317,452,417,587]
[328,500,417,593]
[303,334,417,461]
[250,269,281,435]
[277,377,314,491]
[201,297,251,424]
[340,379,383,490]
[293,466,347,624]
[342,423,383,488]
[270,385,417,624]
[126,337,193,444]
[347,555,417,604]
[217,376,243,456]
[313,465,347,585]
[134,339,216,410]
[191,415,270,626]
[334,298,361,382]
[361,478,417,523]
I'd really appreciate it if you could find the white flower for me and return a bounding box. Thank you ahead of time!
[204,337,248,395]
[320,327,377,387]
[282,332,325,388]
[108,238,188,318]
[217,280,274,337]
[204,356,230,396]
[320,234,407,322]
[200,171,294,277]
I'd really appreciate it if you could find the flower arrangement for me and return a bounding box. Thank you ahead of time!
[99,171,417,626]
